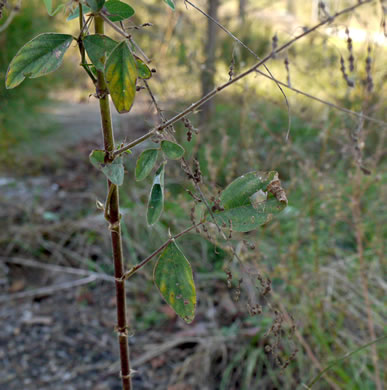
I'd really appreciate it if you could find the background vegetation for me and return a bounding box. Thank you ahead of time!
[1,0,386,389]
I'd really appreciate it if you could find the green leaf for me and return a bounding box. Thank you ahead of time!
[6,33,73,89]
[104,0,135,22]
[135,149,159,181]
[83,34,117,72]
[147,163,165,225]
[154,240,196,323]
[213,171,288,232]
[86,0,105,11]
[135,56,152,79]
[67,5,92,21]
[89,149,124,186]
[43,0,65,16]
[164,0,175,10]
[161,140,185,159]
[104,40,137,114]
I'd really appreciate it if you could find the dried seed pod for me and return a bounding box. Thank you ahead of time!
[183,117,198,142]
[365,46,373,92]
[340,56,354,87]
[247,302,262,316]
[284,55,291,87]
[346,28,355,72]
[272,34,278,58]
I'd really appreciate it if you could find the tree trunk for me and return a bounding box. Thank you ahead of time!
[199,0,219,126]
[239,0,246,21]
[287,0,296,15]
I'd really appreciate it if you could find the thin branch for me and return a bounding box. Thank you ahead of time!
[113,0,378,157]
[0,275,98,302]
[0,256,115,282]
[143,79,165,121]
[101,12,150,62]
[0,0,21,33]
[184,0,292,140]
[121,223,202,280]
[100,11,130,38]
[254,69,386,126]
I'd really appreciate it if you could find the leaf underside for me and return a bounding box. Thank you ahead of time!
[104,40,137,114]
[67,5,92,21]
[147,163,165,225]
[213,171,287,232]
[135,149,159,181]
[135,56,152,79]
[104,0,135,22]
[6,33,73,89]
[154,240,196,323]
[161,140,185,159]
[84,34,117,72]
[89,150,124,186]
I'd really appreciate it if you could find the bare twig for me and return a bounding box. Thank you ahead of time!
[0,0,21,33]
[0,275,98,302]
[121,223,202,280]
[254,69,385,126]
[0,256,115,282]
[100,12,150,62]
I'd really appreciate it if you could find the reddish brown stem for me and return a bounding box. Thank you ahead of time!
[94,16,132,390]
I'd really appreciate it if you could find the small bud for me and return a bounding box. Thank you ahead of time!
[96,200,104,210]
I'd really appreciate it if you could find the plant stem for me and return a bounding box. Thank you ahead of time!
[94,15,132,390]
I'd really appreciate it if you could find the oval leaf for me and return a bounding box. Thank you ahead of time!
[89,149,124,186]
[213,171,288,232]
[135,56,152,79]
[67,5,92,21]
[147,163,165,225]
[6,33,73,89]
[104,0,135,22]
[161,140,185,160]
[105,40,137,114]
[135,149,159,181]
[86,0,105,11]
[154,240,196,323]
[84,34,117,72]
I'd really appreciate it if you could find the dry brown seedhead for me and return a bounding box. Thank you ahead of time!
[365,46,373,92]
[284,55,291,88]
[271,34,278,58]
[346,27,355,72]
[340,56,354,87]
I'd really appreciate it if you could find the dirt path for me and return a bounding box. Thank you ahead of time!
[15,95,156,161]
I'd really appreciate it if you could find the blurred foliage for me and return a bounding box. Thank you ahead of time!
[0,0,59,163]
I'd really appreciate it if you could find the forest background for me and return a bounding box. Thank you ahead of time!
[0,0,386,389]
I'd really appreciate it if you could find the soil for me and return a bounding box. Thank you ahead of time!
[0,98,244,390]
